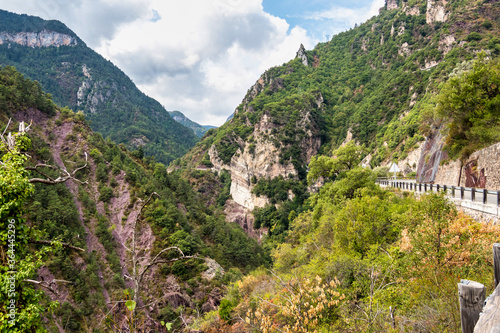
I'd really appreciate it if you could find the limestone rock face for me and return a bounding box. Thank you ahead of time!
[398,42,411,56]
[426,0,449,24]
[209,107,321,212]
[0,30,77,47]
[210,110,321,211]
[296,43,309,67]
[201,258,224,281]
[386,0,398,10]
[439,34,456,55]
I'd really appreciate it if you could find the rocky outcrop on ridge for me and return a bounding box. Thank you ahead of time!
[0,30,77,47]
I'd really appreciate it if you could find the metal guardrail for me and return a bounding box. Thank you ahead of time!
[377,179,500,208]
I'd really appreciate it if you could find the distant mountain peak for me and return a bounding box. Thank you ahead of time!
[168,111,216,138]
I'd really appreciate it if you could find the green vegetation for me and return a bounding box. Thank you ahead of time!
[436,55,500,160]
[206,163,500,332]
[0,67,270,331]
[0,10,199,165]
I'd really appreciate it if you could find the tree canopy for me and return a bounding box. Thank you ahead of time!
[437,55,500,160]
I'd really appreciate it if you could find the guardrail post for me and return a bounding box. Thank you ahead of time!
[458,280,485,333]
[497,191,500,206]
[443,185,447,194]
[461,187,465,200]
[430,184,433,192]
[452,186,455,198]
[472,188,476,202]
[437,184,440,192]
[424,183,427,192]
[483,189,487,205]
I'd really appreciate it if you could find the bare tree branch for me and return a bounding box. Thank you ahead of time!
[1,118,12,138]
[30,239,85,252]
[27,152,89,185]
[24,278,73,294]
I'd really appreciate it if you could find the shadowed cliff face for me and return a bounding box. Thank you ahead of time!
[416,129,446,183]
[0,30,77,47]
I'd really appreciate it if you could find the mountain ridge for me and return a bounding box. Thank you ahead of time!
[168,110,217,138]
[0,9,199,165]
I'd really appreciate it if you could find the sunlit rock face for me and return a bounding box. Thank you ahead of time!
[426,0,449,24]
[0,30,77,47]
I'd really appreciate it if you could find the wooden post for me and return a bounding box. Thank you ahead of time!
[424,183,427,192]
[472,188,476,202]
[494,244,500,288]
[437,184,440,192]
[461,187,465,200]
[443,185,447,195]
[483,189,487,205]
[458,280,485,333]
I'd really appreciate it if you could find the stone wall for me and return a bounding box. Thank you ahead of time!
[457,206,500,225]
[434,142,500,190]
[434,158,461,186]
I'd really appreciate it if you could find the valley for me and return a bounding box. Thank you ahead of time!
[1,0,500,332]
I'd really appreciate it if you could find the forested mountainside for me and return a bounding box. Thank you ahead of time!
[0,66,269,332]
[179,0,500,240]
[0,9,199,165]
[168,111,217,138]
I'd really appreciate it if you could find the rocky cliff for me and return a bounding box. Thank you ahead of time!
[209,105,321,207]
[0,30,77,47]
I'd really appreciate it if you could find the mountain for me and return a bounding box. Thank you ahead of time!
[0,66,269,331]
[0,9,199,165]
[168,110,217,138]
[180,0,500,236]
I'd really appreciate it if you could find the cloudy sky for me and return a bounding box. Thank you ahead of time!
[0,0,385,126]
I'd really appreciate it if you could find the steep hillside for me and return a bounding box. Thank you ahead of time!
[180,0,500,238]
[168,111,217,138]
[0,9,199,165]
[0,66,269,332]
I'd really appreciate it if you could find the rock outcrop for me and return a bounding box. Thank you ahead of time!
[386,0,398,10]
[416,129,445,183]
[438,34,456,55]
[209,108,322,211]
[426,0,449,24]
[296,44,309,67]
[208,75,322,235]
[0,30,77,47]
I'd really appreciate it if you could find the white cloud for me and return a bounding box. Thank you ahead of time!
[306,0,385,29]
[0,0,381,126]
[95,0,315,126]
